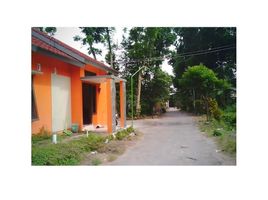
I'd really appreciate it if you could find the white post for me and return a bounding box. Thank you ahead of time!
[52,133,57,144]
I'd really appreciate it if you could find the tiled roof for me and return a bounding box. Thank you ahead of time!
[32,28,117,74]
[32,36,73,60]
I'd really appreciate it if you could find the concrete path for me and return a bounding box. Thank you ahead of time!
[110,108,236,165]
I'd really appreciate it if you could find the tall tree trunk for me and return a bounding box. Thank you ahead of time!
[106,28,113,68]
[205,96,209,121]
[193,88,196,114]
[89,44,96,60]
[136,71,142,117]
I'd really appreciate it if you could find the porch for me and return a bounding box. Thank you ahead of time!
[81,75,127,134]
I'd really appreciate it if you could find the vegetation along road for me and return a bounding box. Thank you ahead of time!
[110,108,235,165]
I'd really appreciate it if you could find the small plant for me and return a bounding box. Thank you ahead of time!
[91,158,102,165]
[115,130,128,140]
[115,126,134,140]
[221,107,236,128]
[213,129,223,136]
[126,126,134,133]
[63,129,72,136]
[105,134,114,142]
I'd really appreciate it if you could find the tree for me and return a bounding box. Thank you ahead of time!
[104,27,115,68]
[74,27,116,67]
[37,27,57,36]
[74,27,107,59]
[142,68,172,114]
[170,27,236,88]
[178,64,230,120]
[121,27,176,116]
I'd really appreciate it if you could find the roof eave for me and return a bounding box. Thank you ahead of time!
[32,28,119,75]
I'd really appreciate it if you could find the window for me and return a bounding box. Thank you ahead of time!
[32,76,38,121]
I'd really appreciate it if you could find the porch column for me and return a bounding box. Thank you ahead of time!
[120,81,127,128]
[106,78,116,133]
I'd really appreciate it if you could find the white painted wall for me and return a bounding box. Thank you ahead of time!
[51,74,71,132]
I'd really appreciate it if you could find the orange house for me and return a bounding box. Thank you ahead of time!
[31,28,126,134]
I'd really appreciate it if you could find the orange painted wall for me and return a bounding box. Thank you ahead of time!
[32,52,76,134]
[32,51,110,134]
[32,54,52,134]
[96,82,108,126]
[84,64,107,75]
[70,67,83,131]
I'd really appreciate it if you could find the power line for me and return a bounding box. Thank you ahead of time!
[116,45,235,64]
[172,44,235,57]
[172,46,235,58]
[117,45,236,65]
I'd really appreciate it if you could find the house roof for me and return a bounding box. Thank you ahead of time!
[32,28,118,75]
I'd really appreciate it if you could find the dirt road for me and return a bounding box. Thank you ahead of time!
[109,108,236,165]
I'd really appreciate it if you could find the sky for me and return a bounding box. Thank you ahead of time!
[53,27,174,76]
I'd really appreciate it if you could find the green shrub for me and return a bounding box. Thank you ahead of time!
[126,126,134,133]
[105,134,114,141]
[116,130,128,140]
[115,126,134,140]
[222,112,236,128]
[208,98,222,120]
[213,129,223,136]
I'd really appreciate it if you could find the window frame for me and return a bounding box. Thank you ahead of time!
[32,75,39,121]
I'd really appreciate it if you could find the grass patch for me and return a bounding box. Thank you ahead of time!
[91,158,102,165]
[219,133,236,154]
[107,155,117,162]
[115,126,134,140]
[32,126,135,165]
[32,133,105,165]
[198,116,236,155]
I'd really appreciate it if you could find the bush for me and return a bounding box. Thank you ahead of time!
[115,130,128,140]
[126,126,134,133]
[213,129,223,136]
[115,126,134,140]
[221,105,236,129]
[208,98,222,120]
